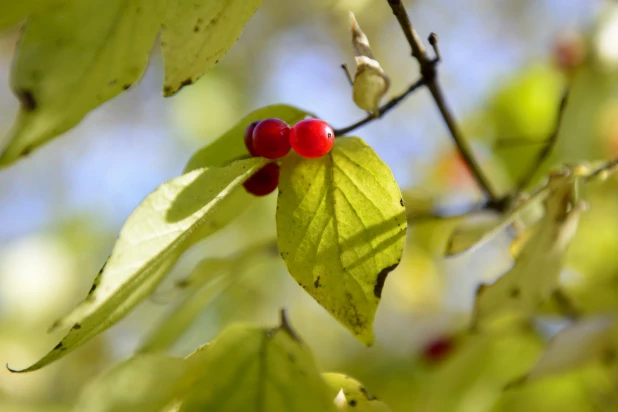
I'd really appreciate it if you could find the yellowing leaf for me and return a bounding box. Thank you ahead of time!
[162,0,262,96]
[0,0,60,30]
[0,0,165,167]
[179,322,336,412]
[322,373,392,411]
[472,173,583,331]
[8,157,268,372]
[276,137,407,345]
[349,13,389,113]
[74,354,189,412]
[184,104,311,172]
[525,316,618,382]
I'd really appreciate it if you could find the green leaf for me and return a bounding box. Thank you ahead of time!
[472,173,583,331]
[0,0,60,30]
[411,330,542,412]
[74,354,189,412]
[179,320,336,412]
[322,373,392,411]
[184,104,311,172]
[138,257,232,354]
[444,187,549,256]
[276,137,407,345]
[523,316,618,382]
[0,0,165,167]
[8,157,268,372]
[161,0,262,96]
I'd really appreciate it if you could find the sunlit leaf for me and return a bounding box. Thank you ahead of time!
[74,354,189,412]
[277,137,407,345]
[322,373,392,411]
[179,320,336,411]
[0,0,165,167]
[472,173,583,331]
[349,13,389,113]
[524,316,618,382]
[161,0,262,96]
[184,104,311,172]
[8,157,268,372]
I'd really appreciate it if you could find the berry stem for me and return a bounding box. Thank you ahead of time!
[333,78,425,137]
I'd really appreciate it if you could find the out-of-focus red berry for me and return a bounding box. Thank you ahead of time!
[244,121,260,157]
[243,163,280,196]
[423,337,454,363]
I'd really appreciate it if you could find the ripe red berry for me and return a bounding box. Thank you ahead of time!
[243,163,280,196]
[290,119,335,159]
[244,121,260,157]
[252,118,291,159]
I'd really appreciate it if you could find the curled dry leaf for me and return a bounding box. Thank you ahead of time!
[349,12,390,113]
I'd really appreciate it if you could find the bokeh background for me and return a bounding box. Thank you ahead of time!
[1,0,618,410]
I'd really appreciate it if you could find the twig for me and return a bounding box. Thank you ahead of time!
[516,89,570,191]
[406,204,489,224]
[385,0,502,207]
[333,78,425,136]
[585,157,618,182]
[341,64,354,86]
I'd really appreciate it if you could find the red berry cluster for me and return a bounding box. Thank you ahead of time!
[242,117,335,196]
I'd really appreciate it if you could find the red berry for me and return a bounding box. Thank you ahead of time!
[252,118,291,159]
[244,121,260,157]
[243,163,280,196]
[422,337,454,363]
[290,119,335,159]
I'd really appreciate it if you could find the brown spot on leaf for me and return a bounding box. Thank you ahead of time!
[21,146,32,156]
[54,342,63,350]
[359,386,377,400]
[510,287,521,298]
[89,283,97,294]
[163,85,172,95]
[72,323,81,330]
[194,25,200,32]
[374,263,399,298]
[400,198,404,207]
[123,84,131,91]
[349,400,357,407]
[314,276,320,288]
[16,90,37,111]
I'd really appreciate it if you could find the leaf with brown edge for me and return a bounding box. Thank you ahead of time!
[276,137,406,345]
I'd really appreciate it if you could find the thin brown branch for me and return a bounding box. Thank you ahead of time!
[406,203,489,224]
[516,89,570,191]
[386,0,502,208]
[333,78,425,136]
[340,64,353,86]
[585,157,618,182]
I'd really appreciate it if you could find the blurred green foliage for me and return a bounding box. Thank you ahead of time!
[1,0,618,411]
